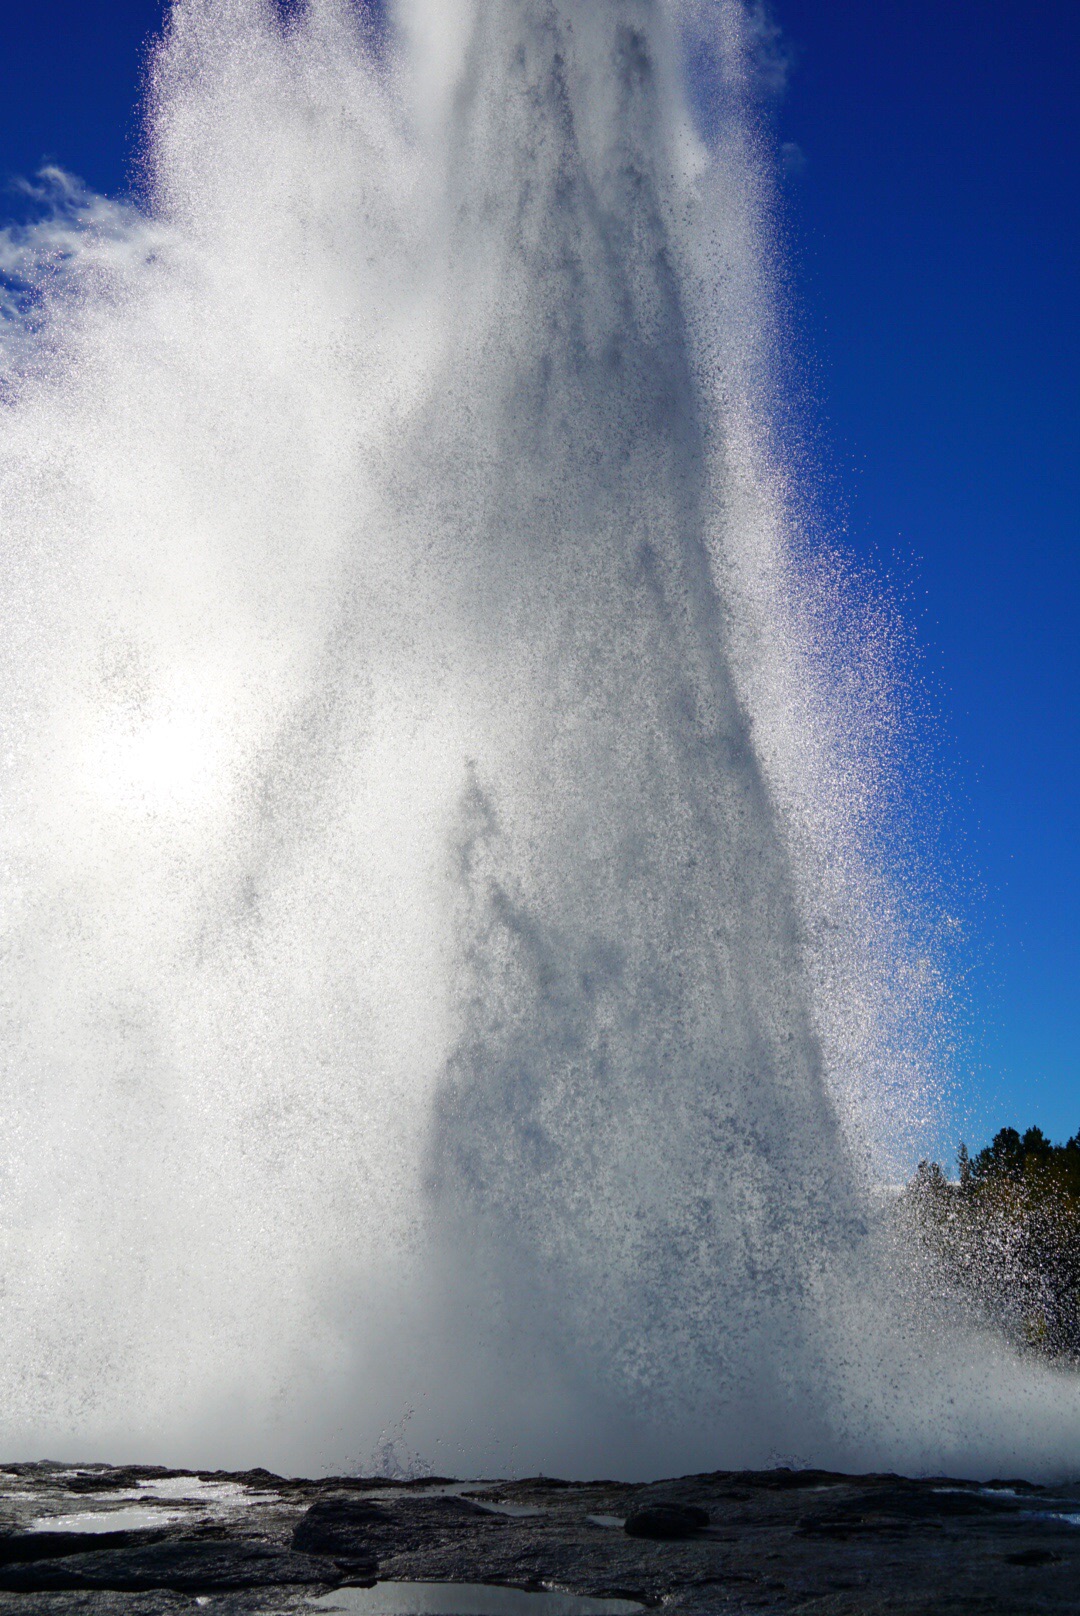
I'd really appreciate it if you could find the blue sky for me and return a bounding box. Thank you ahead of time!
[772,0,1078,1154]
[1,0,1075,1161]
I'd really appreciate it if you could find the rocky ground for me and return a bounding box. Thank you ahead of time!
[1,1460,1078,1615]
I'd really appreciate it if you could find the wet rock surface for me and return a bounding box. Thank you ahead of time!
[0,1542,335,1593]
[0,1460,1078,1613]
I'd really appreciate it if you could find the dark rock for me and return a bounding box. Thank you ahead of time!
[877,1487,1018,1519]
[796,1512,913,1538]
[304,1476,460,1493]
[310,1494,505,1558]
[62,1467,174,1489]
[736,1468,852,1490]
[624,1503,709,1540]
[292,1495,390,1565]
[0,1530,172,1565]
[0,1540,343,1592]
[1005,1548,1061,1566]
[796,1484,1021,1536]
[196,1466,286,1489]
[58,1475,136,1494]
[290,1490,522,1578]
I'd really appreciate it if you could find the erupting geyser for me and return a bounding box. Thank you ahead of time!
[1,0,1078,1481]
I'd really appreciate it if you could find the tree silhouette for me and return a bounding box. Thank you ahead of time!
[901,1123,1080,1361]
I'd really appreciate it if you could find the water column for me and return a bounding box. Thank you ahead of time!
[396,1,864,1473]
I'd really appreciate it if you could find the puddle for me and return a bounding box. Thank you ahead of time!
[469,1501,545,1520]
[310,1586,643,1615]
[23,1476,281,1534]
[28,1507,188,1533]
[135,1476,280,1507]
[585,1516,624,1531]
[1027,1510,1080,1527]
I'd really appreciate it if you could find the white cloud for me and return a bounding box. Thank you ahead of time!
[744,0,795,97]
[673,0,795,104]
[0,169,161,368]
[780,138,807,177]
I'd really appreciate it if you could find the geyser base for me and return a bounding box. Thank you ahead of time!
[1,1460,1078,1614]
